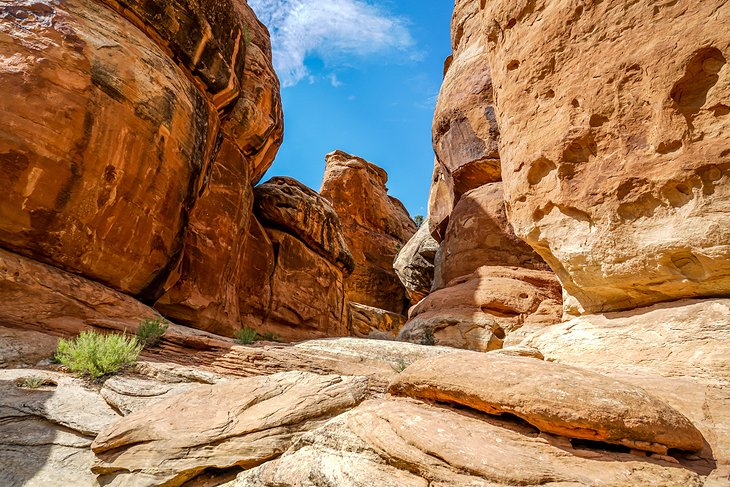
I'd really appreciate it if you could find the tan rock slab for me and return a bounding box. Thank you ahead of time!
[228,399,704,487]
[389,352,704,454]
[92,371,368,486]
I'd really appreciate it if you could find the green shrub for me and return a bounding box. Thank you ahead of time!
[55,331,142,379]
[391,358,410,373]
[420,328,436,346]
[235,327,258,345]
[136,317,169,348]
[17,376,46,389]
[260,331,280,342]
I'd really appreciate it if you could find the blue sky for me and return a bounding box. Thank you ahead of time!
[248,0,454,217]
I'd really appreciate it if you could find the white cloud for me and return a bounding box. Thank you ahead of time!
[249,0,414,87]
[329,73,342,87]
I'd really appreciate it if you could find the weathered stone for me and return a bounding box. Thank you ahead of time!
[393,221,438,305]
[0,247,160,337]
[426,158,455,242]
[483,0,730,314]
[348,302,406,338]
[96,0,253,108]
[155,138,253,336]
[511,298,730,482]
[229,399,704,487]
[223,11,283,183]
[321,150,416,314]
[92,372,368,486]
[0,0,219,298]
[254,177,354,273]
[399,266,562,351]
[433,0,500,203]
[0,369,121,486]
[389,352,704,454]
[238,215,275,331]
[433,183,551,290]
[0,326,58,368]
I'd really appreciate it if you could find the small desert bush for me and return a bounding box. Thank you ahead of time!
[55,331,142,379]
[420,328,436,346]
[17,376,47,389]
[260,331,280,342]
[391,358,410,373]
[136,317,169,348]
[235,327,258,345]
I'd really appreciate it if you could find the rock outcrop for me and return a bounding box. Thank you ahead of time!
[399,266,563,351]
[321,150,417,316]
[0,0,283,337]
[229,399,705,487]
[482,0,730,314]
[92,372,368,486]
[389,352,704,454]
[235,177,353,341]
[393,221,439,306]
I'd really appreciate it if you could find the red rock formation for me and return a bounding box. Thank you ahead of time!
[482,0,730,314]
[236,178,353,341]
[320,150,416,316]
[0,0,283,337]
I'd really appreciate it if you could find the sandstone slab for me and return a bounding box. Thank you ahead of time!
[348,302,406,338]
[92,371,368,486]
[228,399,704,487]
[389,352,704,454]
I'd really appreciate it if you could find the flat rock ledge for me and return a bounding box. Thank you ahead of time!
[388,352,704,454]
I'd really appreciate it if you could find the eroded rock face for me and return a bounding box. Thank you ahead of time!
[237,213,349,342]
[483,0,730,313]
[433,183,551,290]
[348,302,405,339]
[254,177,354,274]
[393,222,439,306]
[92,372,368,486]
[229,399,704,487]
[398,266,562,352]
[389,352,704,454]
[0,0,218,297]
[155,139,253,336]
[0,0,284,337]
[320,150,417,315]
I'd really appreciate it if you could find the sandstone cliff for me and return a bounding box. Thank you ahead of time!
[321,150,417,317]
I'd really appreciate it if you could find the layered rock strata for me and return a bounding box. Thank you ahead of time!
[0,0,284,337]
[321,150,417,316]
[482,0,730,314]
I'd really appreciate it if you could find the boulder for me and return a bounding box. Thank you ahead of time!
[254,177,354,273]
[433,183,551,290]
[389,352,704,454]
[0,327,59,368]
[483,0,730,313]
[511,298,730,482]
[320,150,417,315]
[398,266,562,351]
[228,399,703,487]
[426,158,455,241]
[347,302,406,338]
[0,0,218,298]
[92,372,368,486]
[263,229,348,340]
[393,221,438,305]
[432,0,501,203]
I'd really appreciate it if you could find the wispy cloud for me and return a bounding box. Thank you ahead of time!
[249,0,414,87]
